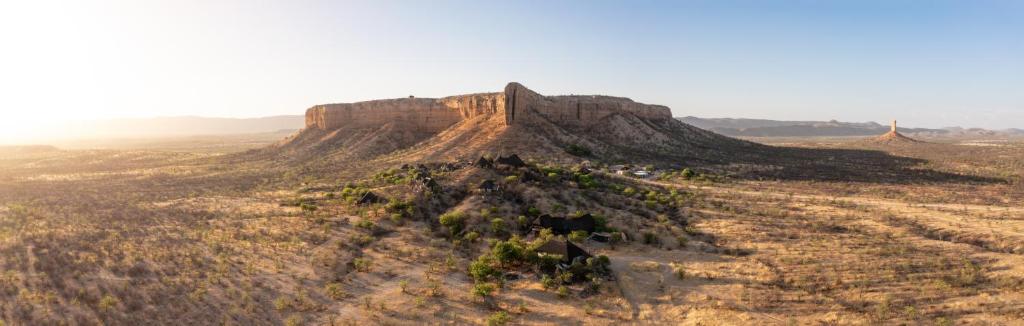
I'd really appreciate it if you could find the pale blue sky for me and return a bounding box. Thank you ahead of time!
[1,0,1021,141]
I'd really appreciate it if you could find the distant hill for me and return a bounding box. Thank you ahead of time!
[49,115,304,139]
[678,116,1022,138]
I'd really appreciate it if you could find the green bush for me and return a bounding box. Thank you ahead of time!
[439,211,467,236]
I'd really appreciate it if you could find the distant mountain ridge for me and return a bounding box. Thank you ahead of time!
[679,116,1024,138]
[49,115,304,139]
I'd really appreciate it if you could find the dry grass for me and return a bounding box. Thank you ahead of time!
[1,136,1023,325]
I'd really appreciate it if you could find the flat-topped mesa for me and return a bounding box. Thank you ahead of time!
[503,82,671,127]
[304,82,672,131]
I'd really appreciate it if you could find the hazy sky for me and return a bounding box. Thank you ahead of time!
[1,0,1022,142]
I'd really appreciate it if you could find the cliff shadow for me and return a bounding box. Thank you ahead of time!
[713,144,1005,185]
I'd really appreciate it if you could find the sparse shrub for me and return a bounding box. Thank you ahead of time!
[273,296,291,311]
[353,258,372,272]
[349,234,374,247]
[472,282,496,298]
[284,314,303,326]
[541,275,557,290]
[681,168,695,179]
[556,285,569,298]
[623,187,637,197]
[463,231,480,242]
[491,218,506,236]
[642,232,660,246]
[98,294,118,311]
[486,311,512,326]
[547,172,559,181]
[527,207,541,217]
[516,215,529,230]
[355,219,375,230]
[676,236,688,248]
[568,230,589,242]
[672,264,686,279]
[300,202,317,213]
[399,280,409,294]
[324,282,346,300]
[609,232,625,247]
[504,175,519,183]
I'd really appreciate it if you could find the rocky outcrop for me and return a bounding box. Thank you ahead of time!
[304,82,672,132]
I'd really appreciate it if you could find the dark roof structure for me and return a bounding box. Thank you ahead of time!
[478,179,498,191]
[474,156,494,168]
[537,214,596,235]
[357,191,383,205]
[535,239,592,263]
[495,154,527,168]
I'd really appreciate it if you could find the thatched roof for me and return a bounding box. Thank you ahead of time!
[357,191,383,205]
[495,154,526,168]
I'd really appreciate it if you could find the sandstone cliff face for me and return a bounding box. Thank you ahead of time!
[304,98,465,133]
[304,82,672,132]
[503,82,671,128]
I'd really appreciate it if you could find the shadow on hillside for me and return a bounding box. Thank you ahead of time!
[716,144,1004,185]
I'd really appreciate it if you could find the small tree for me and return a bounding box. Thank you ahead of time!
[491,240,524,267]
[469,255,501,282]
